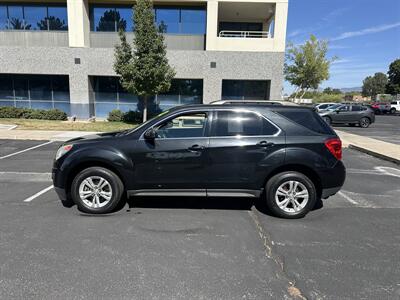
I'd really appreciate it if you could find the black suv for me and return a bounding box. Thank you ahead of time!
[52,105,345,219]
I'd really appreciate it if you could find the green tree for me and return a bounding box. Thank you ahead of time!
[37,16,68,30]
[386,59,400,95]
[285,35,336,99]
[362,72,388,97]
[323,87,342,95]
[97,10,127,31]
[114,0,175,122]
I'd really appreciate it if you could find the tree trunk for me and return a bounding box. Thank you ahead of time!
[142,95,148,123]
[299,89,307,99]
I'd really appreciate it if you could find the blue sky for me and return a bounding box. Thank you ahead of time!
[284,0,400,94]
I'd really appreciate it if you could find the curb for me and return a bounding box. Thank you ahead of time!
[348,144,400,165]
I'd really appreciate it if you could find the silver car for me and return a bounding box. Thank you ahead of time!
[319,104,375,128]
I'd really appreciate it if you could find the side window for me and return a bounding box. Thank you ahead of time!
[351,105,362,111]
[319,104,328,109]
[211,111,278,137]
[155,113,207,139]
[339,105,349,111]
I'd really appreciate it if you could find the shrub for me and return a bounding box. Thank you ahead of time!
[107,109,124,122]
[123,110,142,123]
[0,106,67,120]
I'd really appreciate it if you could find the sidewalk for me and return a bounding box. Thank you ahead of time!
[0,129,98,141]
[336,130,400,165]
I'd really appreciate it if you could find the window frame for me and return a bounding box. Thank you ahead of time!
[210,109,281,138]
[140,109,211,140]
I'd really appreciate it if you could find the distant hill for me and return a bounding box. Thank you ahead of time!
[340,87,362,93]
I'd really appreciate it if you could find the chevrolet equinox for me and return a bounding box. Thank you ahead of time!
[52,105,346,219]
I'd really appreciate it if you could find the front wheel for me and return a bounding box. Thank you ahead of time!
[71,167,124,214]
[265,172,317,219]
[359,117,371,128]
[390,108,396,114]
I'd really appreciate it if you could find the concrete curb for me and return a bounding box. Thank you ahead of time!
[348,144,400,165]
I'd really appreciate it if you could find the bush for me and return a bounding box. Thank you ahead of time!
[0,106,67,120]
[107,109,124,122]
[123,110,142,123]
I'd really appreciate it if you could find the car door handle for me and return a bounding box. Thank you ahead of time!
[188,144,205,152]
[257,141,274,148]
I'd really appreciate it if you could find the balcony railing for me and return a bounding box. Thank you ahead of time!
[219,30,271,38]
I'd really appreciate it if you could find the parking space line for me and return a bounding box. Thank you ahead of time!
[338,191,359,205]
[23,185,54,202]
[0,141,53,160]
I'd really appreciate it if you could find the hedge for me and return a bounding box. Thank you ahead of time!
[0,106,68,120]
[107,109,142,123]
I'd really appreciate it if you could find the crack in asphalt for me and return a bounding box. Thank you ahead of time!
[248,208,308,300]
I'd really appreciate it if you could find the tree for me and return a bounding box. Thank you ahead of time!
[323,87,342,95]
[362,72,388,97]
[386,58,400,95]
[114,0,175,122]
[285,35,336,98]
[37,17,68,30]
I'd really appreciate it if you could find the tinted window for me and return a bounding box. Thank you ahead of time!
[212,111,278,137]
[181,8,206,34]
[222,80,270,100]
[0,5,7,29]
[29,76,52,100]
[93,7,116,31]
[275,109,335,135]
[338,105,349,111]
[8,6,24,30]
[116,7,133,31]
[24,6,47,30]
[155,113,207,138]
[351,105,362,111]
[155,8,179,33]
[48,6,68,30]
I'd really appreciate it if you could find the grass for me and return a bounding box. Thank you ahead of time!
[0,118,138,132]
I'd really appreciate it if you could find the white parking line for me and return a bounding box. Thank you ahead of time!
[23,185,54,202]
[0,141,53,160]
[338,191,359,205]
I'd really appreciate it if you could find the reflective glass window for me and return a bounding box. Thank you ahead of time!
[155,8,179,33]
[48,6,68,30]
[52,76,70,101]
[0,5,7,29]
[24,6,47,30]
[116,7,133,31]
[13,76,29,100]
[0,75,14,100]
[93,7,116,31]
[30,76,52,100]
[222,80,269,100]
[94,77,118,102]
[7,5,24,30]
[181,9,206,34]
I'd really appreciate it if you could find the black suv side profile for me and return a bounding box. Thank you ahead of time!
[52,105,346,219]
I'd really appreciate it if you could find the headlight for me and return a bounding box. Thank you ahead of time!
[55,144,73,160]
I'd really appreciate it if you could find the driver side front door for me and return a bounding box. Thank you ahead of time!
[131,111,210,194]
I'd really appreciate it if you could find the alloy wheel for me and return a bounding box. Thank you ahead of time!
[79,176,113,208]
[275,180,309,213]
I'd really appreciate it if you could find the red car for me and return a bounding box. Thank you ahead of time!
[371,102,391,114]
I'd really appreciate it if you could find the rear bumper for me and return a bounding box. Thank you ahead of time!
[318,160,346,199]
[321,186,341,199]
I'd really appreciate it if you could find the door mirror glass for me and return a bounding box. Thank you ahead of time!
[144,128,156,140]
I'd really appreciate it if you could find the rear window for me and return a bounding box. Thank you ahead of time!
[275,109,335,135]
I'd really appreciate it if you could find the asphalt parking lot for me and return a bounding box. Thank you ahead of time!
[0,139,399,299]
[336,114,400,145]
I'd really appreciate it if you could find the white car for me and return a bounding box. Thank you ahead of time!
[390,101,400,114]
[314,103,337,112]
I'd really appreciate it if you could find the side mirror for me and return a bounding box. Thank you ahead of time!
[144,128,156,140]
[335,109,340,113]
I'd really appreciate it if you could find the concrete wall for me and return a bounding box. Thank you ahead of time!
[0,46,284,117]
[0,31,69,47]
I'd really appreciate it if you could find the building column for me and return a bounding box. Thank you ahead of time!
[273,2,288,52]
[205,0,218,51]
[67,0,90,47]
[69,70,91,119]
[203,77,221,104]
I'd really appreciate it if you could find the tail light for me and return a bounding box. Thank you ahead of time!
[324,138,342,160]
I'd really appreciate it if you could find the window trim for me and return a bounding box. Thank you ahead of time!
[210,108,281,138]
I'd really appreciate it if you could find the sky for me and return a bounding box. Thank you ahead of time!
[284,0,400,94]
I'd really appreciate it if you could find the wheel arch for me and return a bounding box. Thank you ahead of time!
[264,164,322,198]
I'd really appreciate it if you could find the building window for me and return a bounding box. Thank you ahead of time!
[90,76,203,118]
[90,5,206,35]
[222,80,270,100]
[0,74,70,114]
[0,4,68,31]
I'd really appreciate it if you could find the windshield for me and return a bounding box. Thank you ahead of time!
[327,104,342,110]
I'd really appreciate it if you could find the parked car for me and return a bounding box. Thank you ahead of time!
[53,105,345,219]
[371,102,391,114]
[319,104,375,128]
[314,102,337,112]
[390,101,400,114]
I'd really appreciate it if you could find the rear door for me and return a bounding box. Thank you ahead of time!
[334,105,353,122]
[206,109,285,192]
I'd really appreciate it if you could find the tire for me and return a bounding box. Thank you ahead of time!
[265,171,317,219]
[359,117,370,128]
[71,167,124,214]
[323,116,332,125]
[390,108,396,114]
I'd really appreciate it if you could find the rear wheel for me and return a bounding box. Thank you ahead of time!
[359,117,371,128]
[390,108,396,114]
[265,172,317,219]
[71,167,124,214]
[323,116,332,125]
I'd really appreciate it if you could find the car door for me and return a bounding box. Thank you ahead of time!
[334,105,352,122]
[350,105,364,121]
[206,109,285,193]
[131,110,210,193]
